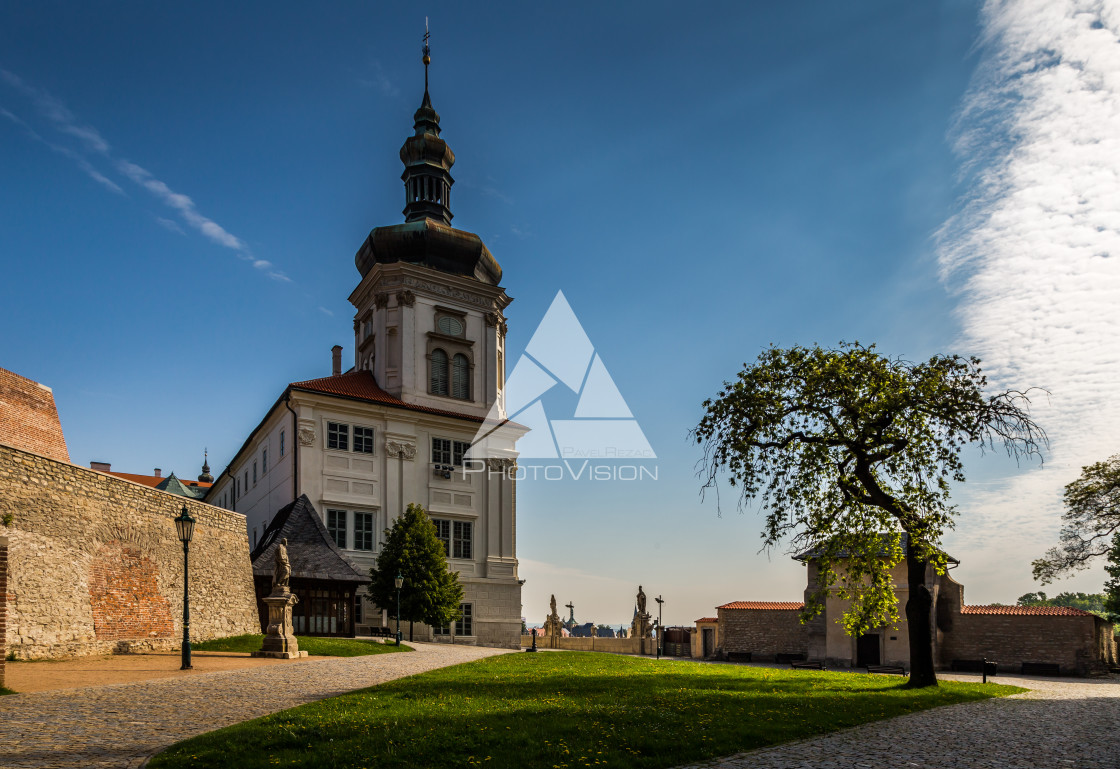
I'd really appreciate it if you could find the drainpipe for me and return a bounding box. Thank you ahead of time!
[284,390,300,499]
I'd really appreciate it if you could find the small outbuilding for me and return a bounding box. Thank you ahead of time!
[250,495,369,637]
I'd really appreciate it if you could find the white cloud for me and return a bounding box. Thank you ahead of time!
[318,306,334,317]
[1,69,293,284]
[937,0,1120,595]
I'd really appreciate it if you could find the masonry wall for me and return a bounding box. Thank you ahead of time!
[0,534,8,687]
[0,368,69,463]
[519,635,655,655]
[0,443,259,659]
[718,608,808,659]
[938,612,1113,676]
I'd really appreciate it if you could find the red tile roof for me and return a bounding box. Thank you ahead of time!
[290,371,488,424]
[0,366,70,462]
[103,471,211,490]
[962,605,1095,616]
[717,601,805,611]
[695,617,718,624]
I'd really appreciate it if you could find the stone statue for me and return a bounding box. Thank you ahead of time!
[637,585,646,615]
[273,537,291,592]
[550,594,557,617]
[543,593,562,638]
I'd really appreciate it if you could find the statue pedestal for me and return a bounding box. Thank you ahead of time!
[252,589,308,659]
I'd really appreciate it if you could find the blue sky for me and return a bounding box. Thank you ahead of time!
[3,1,1118,627]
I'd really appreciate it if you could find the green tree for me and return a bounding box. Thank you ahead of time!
[1033,453,1120,583]
[368,503,464,641]
[1104,533,1120,623]
[693,343,1044,687]
[1015,591,1107,614]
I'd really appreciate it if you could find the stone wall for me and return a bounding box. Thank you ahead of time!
[717,608,808,659]
[0,367,69,463]
[519,635,655,655]
[939,610,1116,676]
[0,534,7,687]
[0,443,259,659]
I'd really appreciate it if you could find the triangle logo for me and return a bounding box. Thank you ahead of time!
[469,291,655,461]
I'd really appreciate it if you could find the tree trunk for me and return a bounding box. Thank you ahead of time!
[904,548,938,687]
[409,620,414,642]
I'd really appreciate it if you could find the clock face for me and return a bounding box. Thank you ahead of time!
[438,316,463,336]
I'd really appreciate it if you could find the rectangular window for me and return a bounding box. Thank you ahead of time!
[354,512,374,551]
[355,594,363,625]
[353,426,375,454]
[432,518,451,556]
[432,438,471,466]
[252,462,257,485]
[328,421,349,451]
[458,603,472,637]
[431,518,471,560]
[244,471,248,493]
[280,430,286,457]
[453,520,473,559]
[433,619,450,636]
[327,509,347,549]
[262,448,268,473]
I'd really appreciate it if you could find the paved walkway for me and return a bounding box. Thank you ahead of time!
[676,672,1120,769]
[0,642,511,769]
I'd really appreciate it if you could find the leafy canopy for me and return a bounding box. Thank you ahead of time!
[1033,453,1120,583]
[1016,591,1107,614]
[368,503,463,630]
[694,342,1044,635]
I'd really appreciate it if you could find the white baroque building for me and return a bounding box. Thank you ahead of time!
[206,51,525,648]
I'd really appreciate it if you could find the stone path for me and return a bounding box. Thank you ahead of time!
[676,672,1120,769]
[0,642,511,769]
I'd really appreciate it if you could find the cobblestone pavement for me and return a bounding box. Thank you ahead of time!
[0,642,511,769]
[676,672,1120,769]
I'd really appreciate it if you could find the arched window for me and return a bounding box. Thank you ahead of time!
[452,354,470,399]
[431,348,449,396]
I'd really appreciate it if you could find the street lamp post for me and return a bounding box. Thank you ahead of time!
[394,573,404,647]
[174,505,196,670]
[655,595,664,660]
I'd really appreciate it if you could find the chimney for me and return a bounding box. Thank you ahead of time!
[90,461,111,472]
[154,468,162,478]
[332,345,343,376]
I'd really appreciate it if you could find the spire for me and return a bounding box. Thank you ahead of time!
[198,449,214,484]
[400,20,455,224]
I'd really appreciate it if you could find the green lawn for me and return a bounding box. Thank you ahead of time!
[191,634,411,657]
[149,652,1022,769]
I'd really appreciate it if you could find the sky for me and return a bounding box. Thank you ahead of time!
[2,1,1118,629]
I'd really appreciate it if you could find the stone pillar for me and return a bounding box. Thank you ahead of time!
[0,534,8,688]
[252,589,307,659]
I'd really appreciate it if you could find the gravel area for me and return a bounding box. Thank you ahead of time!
[676,672,1120,769]
[0,641,511,769]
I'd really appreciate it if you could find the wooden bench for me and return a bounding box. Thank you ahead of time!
[866,664,906,675]
[725,651,752,663]
[367,626,395,638]
[791,660,825,670]
[775,653,806,664]
[1021,662,1062,676]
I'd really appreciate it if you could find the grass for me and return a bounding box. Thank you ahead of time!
[191,634,412,657]
[149,652,1023,769]
[0,686,15,696]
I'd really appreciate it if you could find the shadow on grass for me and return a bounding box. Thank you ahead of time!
[149,652,1022,769]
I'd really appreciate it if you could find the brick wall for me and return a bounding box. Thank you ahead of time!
[0,368,70,463]
[718,608,808,659]
[0,443,259,659]
[0,534,7,687]
[938,612,1110,676]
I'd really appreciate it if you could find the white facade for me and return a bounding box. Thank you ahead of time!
[208,260,524,648]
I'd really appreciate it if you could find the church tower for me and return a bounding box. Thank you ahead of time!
[348,35,509,422]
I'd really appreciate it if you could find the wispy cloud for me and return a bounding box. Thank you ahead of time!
[357,60,399,97]
[937,0,1120,594]
[318,306,334,317]
[1,68,290,283]
[156,217,185,235]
